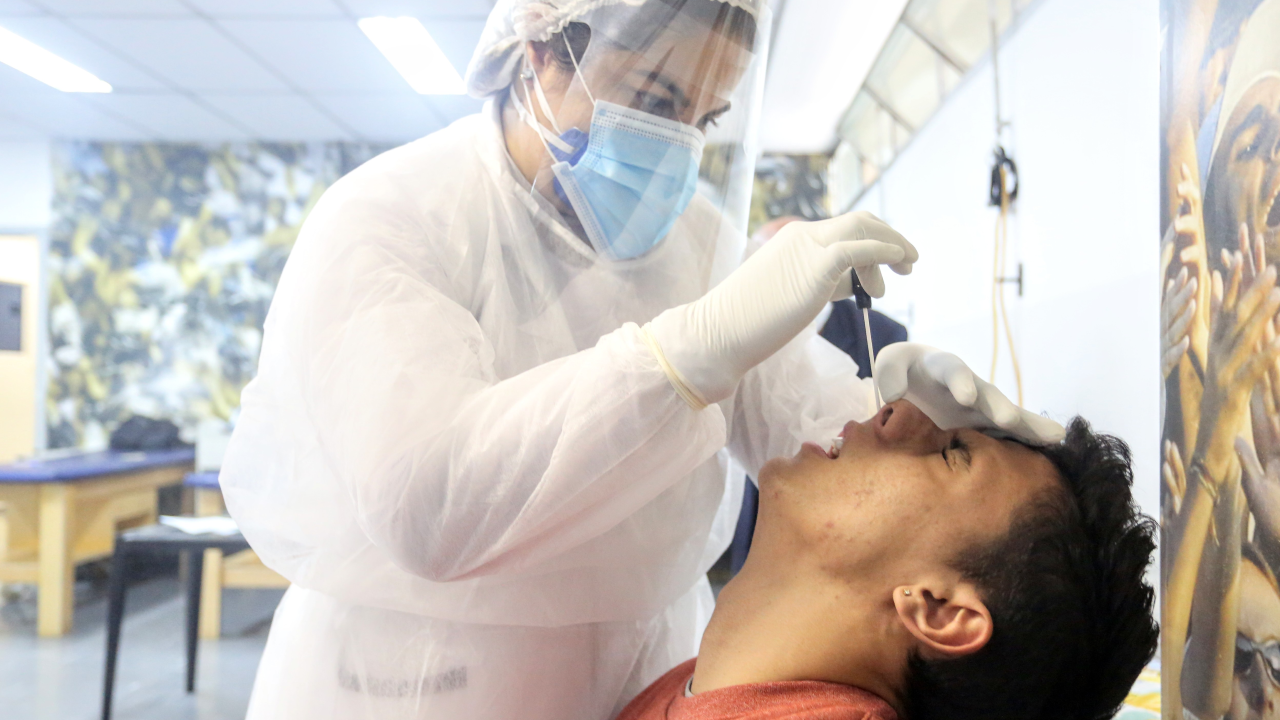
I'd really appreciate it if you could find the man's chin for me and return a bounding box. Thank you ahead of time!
[757,457,785,487]
[756,454,809,492]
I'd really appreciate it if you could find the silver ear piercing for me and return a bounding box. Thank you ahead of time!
[521,67,535,81]
[903,590,912,596]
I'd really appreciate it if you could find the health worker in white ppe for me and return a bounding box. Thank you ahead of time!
[219,1,1062,719]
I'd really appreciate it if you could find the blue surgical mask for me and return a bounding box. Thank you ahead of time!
[516,70,705,261]
[551,101,705,261]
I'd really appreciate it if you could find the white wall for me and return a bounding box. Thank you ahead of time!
[0,140,52,452]
[0,235,41,461]
[0,140,52,231]
[856,0,1161,522]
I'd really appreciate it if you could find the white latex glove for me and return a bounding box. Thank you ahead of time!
[874,343,1066,445]
[646,212,918,407]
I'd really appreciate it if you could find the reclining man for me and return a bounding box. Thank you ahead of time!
[618,370,1159,719]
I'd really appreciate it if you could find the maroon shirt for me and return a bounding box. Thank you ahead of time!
[616,659,898,720]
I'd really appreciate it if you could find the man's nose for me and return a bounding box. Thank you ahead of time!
[873,400,945,447]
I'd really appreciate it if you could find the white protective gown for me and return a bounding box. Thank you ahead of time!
[220,100,875,720]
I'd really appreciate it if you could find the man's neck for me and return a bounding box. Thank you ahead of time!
[692,558,908,714]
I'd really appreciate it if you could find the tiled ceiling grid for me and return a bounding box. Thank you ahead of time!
[0,0,495,142]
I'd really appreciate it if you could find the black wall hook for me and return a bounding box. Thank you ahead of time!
[989,146,1019,207]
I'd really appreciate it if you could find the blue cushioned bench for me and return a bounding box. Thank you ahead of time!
[0,448,194,636]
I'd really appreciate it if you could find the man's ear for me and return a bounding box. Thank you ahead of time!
[892,582,992,659]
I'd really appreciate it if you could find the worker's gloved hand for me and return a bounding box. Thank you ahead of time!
[645,212,918,407]
[874,343,1066,444]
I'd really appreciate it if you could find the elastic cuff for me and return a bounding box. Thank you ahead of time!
[641,324,709,412]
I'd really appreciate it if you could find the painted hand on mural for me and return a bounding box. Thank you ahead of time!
[1196,247,1280,479]
[1174,162,1213,366]
[1171,235,1272,717]
[1175,164,1208,264]
[1234,214,1280,471]
[1162,264,1198,380]
[1240,437,1280,558]
[1164,439,1187,521]
[1250,332,1280,451]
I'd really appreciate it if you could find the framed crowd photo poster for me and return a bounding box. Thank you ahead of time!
[1161,0,1280,716]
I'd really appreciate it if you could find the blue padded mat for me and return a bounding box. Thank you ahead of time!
[183,471,221,489]
[0,448,195,483]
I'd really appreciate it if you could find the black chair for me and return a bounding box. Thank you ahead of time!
[101,524,250,720]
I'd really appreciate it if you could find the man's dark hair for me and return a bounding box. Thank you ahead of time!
[903,418,1158,720]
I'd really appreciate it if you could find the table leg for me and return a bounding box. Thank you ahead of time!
[37,484,73,637]
[193,488,224,517]
[101,543,130,720]
[198,548,222,639]
[0,504,9,600]
[195,483,226,640]
[185,549,204,693]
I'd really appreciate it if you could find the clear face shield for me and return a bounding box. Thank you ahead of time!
[508,0,770,267]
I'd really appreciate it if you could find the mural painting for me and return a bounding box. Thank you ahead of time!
[46,142,388,449]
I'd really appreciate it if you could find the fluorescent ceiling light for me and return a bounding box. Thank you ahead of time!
[359,16,466,95]
[0,23,111,93]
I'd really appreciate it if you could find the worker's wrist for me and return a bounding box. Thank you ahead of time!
[640,323,712,411]
[643,304,751,409]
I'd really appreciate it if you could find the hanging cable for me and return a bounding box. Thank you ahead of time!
[994,163,1024,403]
[986,0,1024,405]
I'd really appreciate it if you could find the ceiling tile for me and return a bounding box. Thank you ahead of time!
[199,93,351,140]
[313,93,442,141]
[0,16,168,91]
[83,93,251,140]
[5,90,151,138]
[71,18,289,91]
[0,0,43,16]
[221,18,414,93]
[185,0,346,18]
[420,18,485,78]
[339,0,494,19]
[37,0,192,16]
